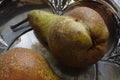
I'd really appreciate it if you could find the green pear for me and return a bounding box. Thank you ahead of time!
[28,9,109,68]
[0,48,60,80]
[28,10,58,42]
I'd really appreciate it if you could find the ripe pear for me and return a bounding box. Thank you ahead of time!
[28,9,109,68]
[28,10,58,42]
[0,48,60,80]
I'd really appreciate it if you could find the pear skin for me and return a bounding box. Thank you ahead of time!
[64,7,109,43]
[28,10,58,42]
[0,48,60,80]
[63,7,109,67]
[28,9,109,68]
[48,17,93,67]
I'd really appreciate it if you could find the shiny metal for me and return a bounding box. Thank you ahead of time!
[0,34,8,53]
[0,0,51,52]
[44,0,75,14]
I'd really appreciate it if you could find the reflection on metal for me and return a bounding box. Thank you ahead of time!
[105,11,120,66]
[0,34,8,53]
[107,40,120,65]
[45,0,75,14]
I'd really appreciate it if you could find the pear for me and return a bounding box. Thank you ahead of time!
[28,9,109,68]
[0,48,60,80]
[28,10,58,42]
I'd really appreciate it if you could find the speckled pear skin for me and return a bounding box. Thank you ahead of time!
[28,9,109,68]
[0,48,60,80]
[28,10,58,42]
